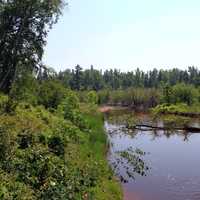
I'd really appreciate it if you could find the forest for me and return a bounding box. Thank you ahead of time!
[57,65,200,90]
[0,1,200,200]
[51,65,200,113]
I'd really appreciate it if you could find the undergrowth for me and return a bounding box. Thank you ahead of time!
[0,93,122,200]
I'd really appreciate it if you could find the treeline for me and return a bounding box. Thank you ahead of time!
[33,65,200,111]
[55,65,200,90]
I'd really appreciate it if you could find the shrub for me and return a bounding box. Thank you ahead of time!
[48,136,65,156]
[9,72,38,106]
[0,94,8,114]
[38,80,68,109]
[97,90,110,104]
[161,83,199,105]
[172,83,198,105]
[58,91,89,130]
[86,91,98,105]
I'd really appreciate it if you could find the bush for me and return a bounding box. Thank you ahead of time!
[100,88,160,110]
[172,83,198,105]
[97,90,110,104]
[48,136,65,156]
[0,99,121,199]
[86,91,98,105]
[162,83,199,105]
[38,80,68,109]
[58,91,89,130]
[9,68,38,106]
[0,94,8,114]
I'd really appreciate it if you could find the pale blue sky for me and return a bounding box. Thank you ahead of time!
[43,0,200,71]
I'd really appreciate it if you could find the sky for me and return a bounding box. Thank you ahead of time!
[43,0,200,72]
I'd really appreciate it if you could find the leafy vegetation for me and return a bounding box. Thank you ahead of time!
[0,92,122,199]
[152,83,200,116]
[0,0,64,93]
[0,2,122,198]
[55,66,200,114]
[1,1,200,199]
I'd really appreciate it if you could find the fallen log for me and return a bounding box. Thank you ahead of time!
[129,124,200,133]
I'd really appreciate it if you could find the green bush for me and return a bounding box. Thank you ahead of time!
[97,90,110,104]
[0,94,8,114]
[161,83,199,105]
[0,89,121,200]
[9,71,38,106]
[58,91,89,130]
[38,80,68,109]
[172,83,198,105]
[86,91,98,104]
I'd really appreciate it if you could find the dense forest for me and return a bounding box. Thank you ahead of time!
[56,65,200,90]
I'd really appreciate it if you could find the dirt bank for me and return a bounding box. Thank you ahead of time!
[99,106,115,113]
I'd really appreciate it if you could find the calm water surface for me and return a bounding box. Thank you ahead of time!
[105,112,200,200]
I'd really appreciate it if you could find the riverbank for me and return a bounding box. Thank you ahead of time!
[152,103,200,118]
[99,105,129,113]
[99,103,200,119]
[99,106,115,113]
[0,94,122,199]
[80,109,123,200]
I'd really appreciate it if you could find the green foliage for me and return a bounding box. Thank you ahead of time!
[152,103,200,116]
[38,80,68,109]
[0,126,11,162]
[86,91,98,105]
[0,94,8,114]
[162,84,173,104]
[100,88,160,111]
[161,83,199,105]
[57,66,200,90]
[0,100,121,199]
[98,90,110,104]
[161,115,191,128]
[57,91,89,130]
[70,65,83,90]
[152,103,189,115]
[0,169,35,200]
[48,136,65,156]
[0,0,64,93]
[172,83,198,105]
[10,68,38,105]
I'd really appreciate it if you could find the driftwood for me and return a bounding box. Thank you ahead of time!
[161,111,200,118]
[129,124,200,133]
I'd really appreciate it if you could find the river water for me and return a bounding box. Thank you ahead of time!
[104,110,200,200]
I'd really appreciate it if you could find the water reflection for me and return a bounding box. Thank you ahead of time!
[105,110,200,200]
[106,121,150,184]
[111,146,149,183]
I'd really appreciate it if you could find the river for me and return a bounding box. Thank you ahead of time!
[104,109,200,200]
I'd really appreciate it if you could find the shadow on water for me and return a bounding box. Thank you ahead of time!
[104,108,200,200]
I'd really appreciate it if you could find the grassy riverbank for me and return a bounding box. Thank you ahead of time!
[79,107,122,200]
[152,103,200,117]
